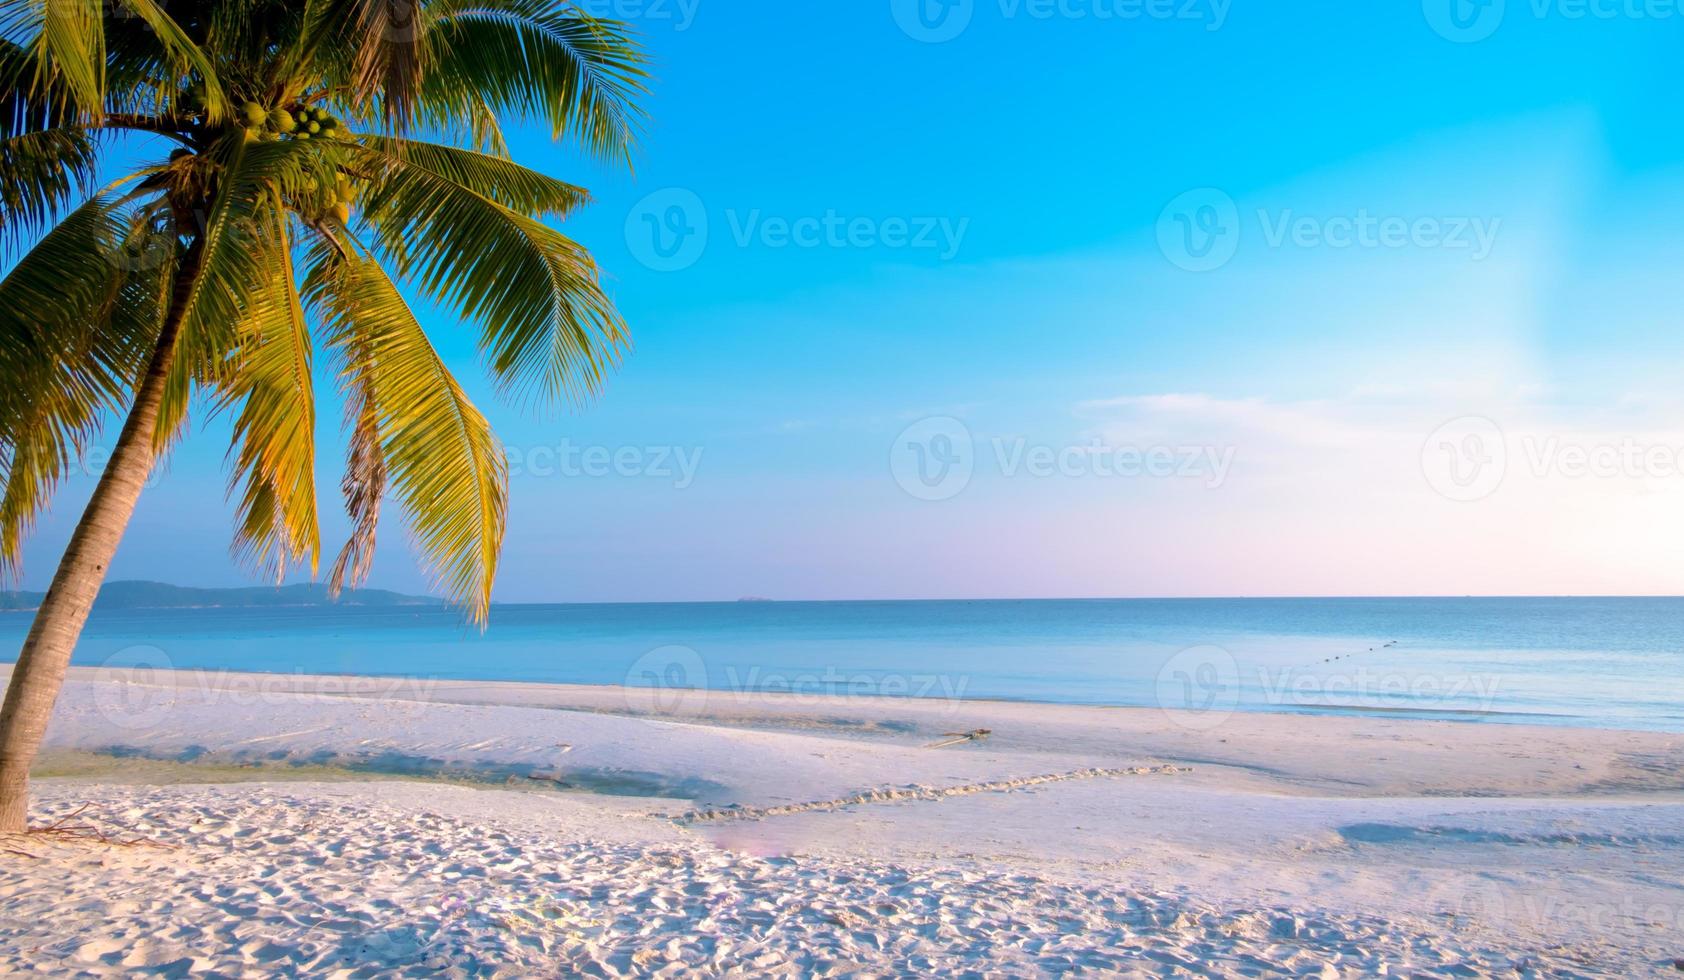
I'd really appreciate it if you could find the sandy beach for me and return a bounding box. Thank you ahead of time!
[3,665,1682,976]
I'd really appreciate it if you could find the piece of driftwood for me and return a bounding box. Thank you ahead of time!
[0,803,176,858]
[924,728,992,749]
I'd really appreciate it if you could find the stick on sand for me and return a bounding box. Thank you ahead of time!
[924,729,992,749]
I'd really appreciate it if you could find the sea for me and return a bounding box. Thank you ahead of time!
[3,596,1682,731]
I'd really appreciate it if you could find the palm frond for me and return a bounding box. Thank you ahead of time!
[422,0,647,162]
[0,0,649,615]
[0,196,161,579]
[306,246,506,622]
[351,0,425,128]
[0,0,105,120]
[158,134,323,451]
[216,205,320,581]
[0,37,70,139]
[0,126,96,251]
[327,358,385,595]
[355,135,588,215]
[111,0,229,123]
[352,138,628,407]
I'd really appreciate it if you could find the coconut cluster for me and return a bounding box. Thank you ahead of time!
[243,102,342,141]
[330,173,356,224]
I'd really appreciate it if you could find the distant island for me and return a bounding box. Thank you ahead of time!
[0,580,440,613]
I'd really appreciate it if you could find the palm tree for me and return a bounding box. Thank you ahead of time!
[0,0,647,832]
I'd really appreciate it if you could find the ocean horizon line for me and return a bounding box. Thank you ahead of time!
[13,581,1684,612]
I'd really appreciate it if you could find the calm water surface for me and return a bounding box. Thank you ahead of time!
[3,597,1682,731]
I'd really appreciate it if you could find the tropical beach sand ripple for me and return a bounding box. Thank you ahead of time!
[1,784,1591,978]
[3,670,1680,976]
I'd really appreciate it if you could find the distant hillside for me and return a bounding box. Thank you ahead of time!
[0,581,439,612]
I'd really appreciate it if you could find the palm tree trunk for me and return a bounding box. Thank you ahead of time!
[0,240,203,833]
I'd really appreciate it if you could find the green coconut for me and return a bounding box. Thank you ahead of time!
[333,203,352,224]
[268,107,296,133]
[241,102,268,128]
[307,121,321,134]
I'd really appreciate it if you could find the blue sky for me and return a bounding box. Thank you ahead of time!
[16,1,1684,601]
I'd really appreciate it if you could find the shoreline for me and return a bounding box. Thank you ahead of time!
[5,664,1683,974]
[13,663,1684,805]
[7,660,1670,736]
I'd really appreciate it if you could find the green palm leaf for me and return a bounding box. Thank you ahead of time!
[353,137,628,406]
[306,247,507,621]
[1,37,69,138]
[355,135,588,215]
[0,127,97,248]
[0,196,159,578]
[217,206,320,581]
[423,0,648,161]
[0,0,646,610]
[110,0,229,122]
[0,0,105,119]
[157,135,324,450]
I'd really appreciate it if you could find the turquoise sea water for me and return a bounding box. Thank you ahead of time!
[3,597,1682,731]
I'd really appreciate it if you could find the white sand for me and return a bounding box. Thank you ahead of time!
[3,665,1682,976]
